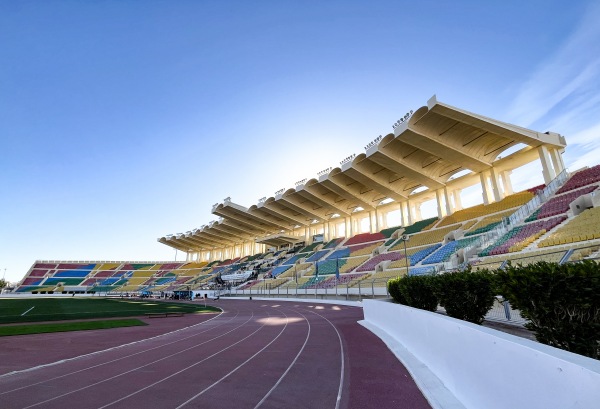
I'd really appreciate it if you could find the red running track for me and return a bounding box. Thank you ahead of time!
[0,299,431,409]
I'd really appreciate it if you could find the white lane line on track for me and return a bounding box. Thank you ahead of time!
[175,310,291,409]
[305,309,345,409]
[0,309,226,382]
[98,309,281,409]
[20,311,259,409]
[0,310,234,395]
[253,309,311,409]
[21,306,35,316]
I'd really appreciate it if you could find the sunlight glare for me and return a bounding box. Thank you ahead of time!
[257,317,303,326]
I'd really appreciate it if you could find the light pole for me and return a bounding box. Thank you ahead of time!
[401,235,410,276]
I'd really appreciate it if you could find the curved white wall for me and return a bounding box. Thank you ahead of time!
[362,300,600,409]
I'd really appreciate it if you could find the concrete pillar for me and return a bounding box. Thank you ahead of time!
[557,149,566,173]
[443,187,453,215]
[501,171,514,195]
[550,148,565,176]
[490,167,503,201]
[369,211,376,233]
[435,189,444,218]
[346,216,352,237]
[452,190,463,211]
[399,203,405,226]
[414,203,422,221]
[405,201,412,225]
[379,208,386,229]
[480,170,493,205]
[538,145,556,184]
[304,227,310,244]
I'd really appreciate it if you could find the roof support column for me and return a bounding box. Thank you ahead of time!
[398,203,405,227]
[304,227,310,244]
[404,200,412,226]
[413,203,422,221]
[452,190,463,211]
[501,171,514,196]
[480,171,493,205]
[369,211,377,233]
[379,208,387,230]
[490,167,504,202]
[345,217,352,238]
[550,148,565,175]
[444,187,453,216]
[538,145,556,184]
[436,189,445,219]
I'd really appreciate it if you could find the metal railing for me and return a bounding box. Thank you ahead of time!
[463,169,570,258]
[226,276,529,327]
[228,277,391,301]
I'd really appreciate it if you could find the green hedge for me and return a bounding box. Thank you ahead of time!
[388,261,600,359]
[434,268,496,324]
[495,260,600,360]
[387,276,407,305]
[387,275,438,311]
[388,269,495,324]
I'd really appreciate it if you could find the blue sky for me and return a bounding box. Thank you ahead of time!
[1,1,599,282]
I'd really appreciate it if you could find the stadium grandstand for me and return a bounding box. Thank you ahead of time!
[13,95,600,296]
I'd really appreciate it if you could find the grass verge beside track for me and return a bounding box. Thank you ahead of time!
[0,319,147,336]
[0,298,220,324]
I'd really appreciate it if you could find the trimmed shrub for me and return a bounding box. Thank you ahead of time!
[495,260,600,359]
[389,275,438,311]
[434,268,495,324]
[387,277,407,305]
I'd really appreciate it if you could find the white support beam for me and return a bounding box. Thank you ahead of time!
[538,145,556,184]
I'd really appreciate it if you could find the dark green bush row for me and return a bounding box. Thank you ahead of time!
[387,261,600,359]
[387,268,495,324]
[495,260,599,360]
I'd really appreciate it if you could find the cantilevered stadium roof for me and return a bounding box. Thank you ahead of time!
[158,95,566,252]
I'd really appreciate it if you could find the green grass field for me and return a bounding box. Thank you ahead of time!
[0,298,220,325]
[0,319,148,336]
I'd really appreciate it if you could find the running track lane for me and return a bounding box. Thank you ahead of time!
[0,299,431,409]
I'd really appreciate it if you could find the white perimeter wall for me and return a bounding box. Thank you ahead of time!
[362,300,600,409]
